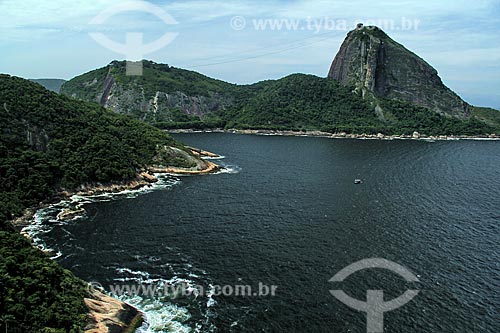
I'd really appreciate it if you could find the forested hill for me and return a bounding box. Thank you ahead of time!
[218,74,497,135]
[0,74,203,332]
[61,61,500,135]
[220,74,382,132]
[61,60,236,123]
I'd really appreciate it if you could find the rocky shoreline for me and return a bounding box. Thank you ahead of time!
[168,128,500,141]
[8,172,157,333]
[11,171,161,229]
[9,148,222,333]
[149,160,219,175]
[13,151,221,229]
[84,289,143,333]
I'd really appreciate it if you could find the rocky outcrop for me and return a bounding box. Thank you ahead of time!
[61,61,235,122]
[215,129,499,140]
[84,290,143,333]
[105,86,233,120]
[328,25,471,117]
[99,72,115,106]
[149,160,219,174]
[25,124,49,151]
[151,146,220,173]
[56,207,86,221]
[187,146,221,158]
[69,171,159,197]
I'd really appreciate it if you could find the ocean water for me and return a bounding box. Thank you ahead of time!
[31,133,500,332]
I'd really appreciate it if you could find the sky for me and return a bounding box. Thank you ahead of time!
[0,0,499,109]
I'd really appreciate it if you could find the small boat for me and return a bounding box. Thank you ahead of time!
[354,179,363,184]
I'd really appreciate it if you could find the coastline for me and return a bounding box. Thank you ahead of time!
[149,160,219,175]
[8,172,157,333]
[84,289,143,333]
[12,150,222,229]
[168,128,500,141]
[11,171,161,230]
[49,171,161,224]
[9,148,221,333]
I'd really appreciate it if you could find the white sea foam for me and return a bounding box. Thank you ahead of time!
[468,137,500,141]
[116,267,151,279]
[111,266,218,332]
[21,175,181,258]
[23,171,224,332]
[21,206,62,255]
[50,251,63,260]
[202,155,226,160]
[119,295,192,333]
[206,285,217,308]
[68,175,180,203]
[215,164,241,175]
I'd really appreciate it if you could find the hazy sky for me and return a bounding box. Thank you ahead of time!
[1,0,499,108]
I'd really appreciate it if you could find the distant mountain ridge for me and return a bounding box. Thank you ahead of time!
[60,27,500,135]
[30,78,66,93]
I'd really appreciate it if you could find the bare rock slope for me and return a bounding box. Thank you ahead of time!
[328,25,471,117]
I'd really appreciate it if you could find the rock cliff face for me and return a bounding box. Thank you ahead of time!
[102,84,232,119]
[61,61,235,122]
[328,25,471,117]
[3,102,50,151]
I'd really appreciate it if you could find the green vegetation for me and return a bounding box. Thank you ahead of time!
[472,106,500,128]
[61,61,237,124]
[3,62,497,331]
[0,74,198,332]
[0,74,186,205]
[219,74,383,132]
[108,60,236,98]
[377,99,496,136]
[59,66,109,103]
[217,75,497,135]
[0,229,88,333]
[61,60,235,104]
[61,61,499,136]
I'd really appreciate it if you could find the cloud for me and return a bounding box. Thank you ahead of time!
[165,1,260,22]
[0,0,498,108]
[427,48,500,66]
[0,0,117,41]
[278,0,496,20]
[0,0,116,26]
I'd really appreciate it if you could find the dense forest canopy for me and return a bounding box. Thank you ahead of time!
[0,75,195,332]
[61,61,500,135]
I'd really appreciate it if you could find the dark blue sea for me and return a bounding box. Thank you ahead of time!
[32,133,500,332]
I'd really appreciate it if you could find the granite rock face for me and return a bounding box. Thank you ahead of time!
[328,25,471,117]
[60,61,235,123]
